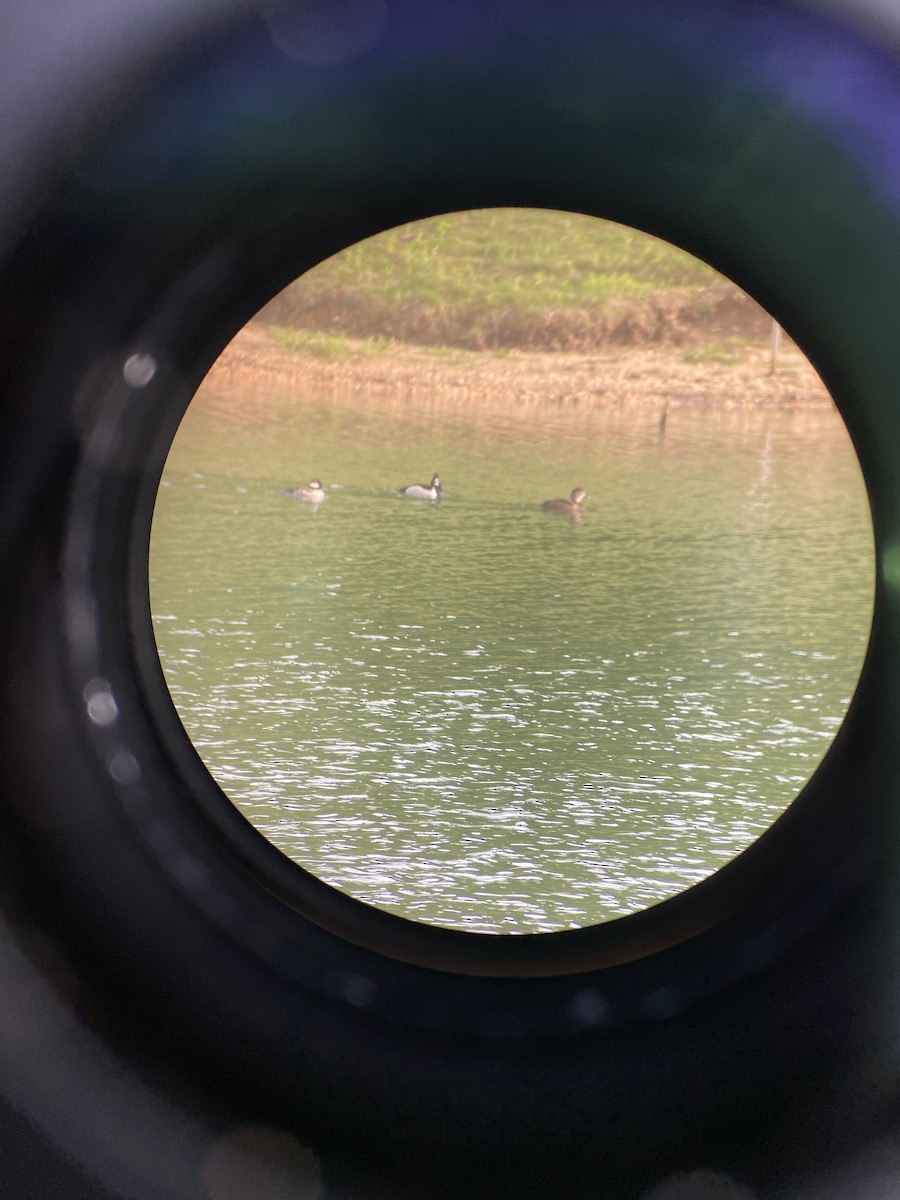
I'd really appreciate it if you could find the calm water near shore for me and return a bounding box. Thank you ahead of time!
[149,384,873,933]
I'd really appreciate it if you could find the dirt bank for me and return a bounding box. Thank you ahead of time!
[204,321,833,412]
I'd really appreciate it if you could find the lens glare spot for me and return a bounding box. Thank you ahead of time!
[83,679,119,727]
[123,352,158,388]
[569,988,609,1027]
[642,1169,758,1200]
[642,985,683,1020]
[882,542,900,589]
[342,974,377,1007]
[263,0,388,66]
[108,749,140,784]
[200,1126,323,1200]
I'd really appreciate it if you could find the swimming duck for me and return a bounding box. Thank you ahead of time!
[541,487,587,516]
[285,479,326,503]
[400,474,443,501]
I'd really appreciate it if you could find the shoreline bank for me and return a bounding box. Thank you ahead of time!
[201,321,834,412]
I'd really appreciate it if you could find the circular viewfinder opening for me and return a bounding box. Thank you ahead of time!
[149,208,873,935]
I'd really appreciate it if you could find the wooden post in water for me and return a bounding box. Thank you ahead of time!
[769,318,782,375]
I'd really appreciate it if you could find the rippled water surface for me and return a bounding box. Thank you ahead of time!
[150,383,873,932]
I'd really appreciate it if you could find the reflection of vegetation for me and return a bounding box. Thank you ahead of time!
[261,209,763,353]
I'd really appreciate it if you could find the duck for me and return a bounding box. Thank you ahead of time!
[400,474,443,501]
[541,487,587,516]
[285,479,326,503]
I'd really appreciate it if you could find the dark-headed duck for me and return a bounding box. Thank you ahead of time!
[401,474,443,501]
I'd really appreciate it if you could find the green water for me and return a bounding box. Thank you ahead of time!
[149,383,873,933]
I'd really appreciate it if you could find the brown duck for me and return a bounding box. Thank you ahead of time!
[541,487,587,516]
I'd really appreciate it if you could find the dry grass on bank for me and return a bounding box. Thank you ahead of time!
[202,321,833,413]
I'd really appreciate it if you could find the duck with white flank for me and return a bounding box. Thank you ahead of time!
[400,474,444,501]
[541,487,587,516]
[285,479,326,504]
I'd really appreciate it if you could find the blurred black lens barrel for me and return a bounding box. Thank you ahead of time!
[4,2,900,1197]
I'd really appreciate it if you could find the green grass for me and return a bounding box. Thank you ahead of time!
[261,208,741,351]
[294,208,717,310]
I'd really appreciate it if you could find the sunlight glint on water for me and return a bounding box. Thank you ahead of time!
[150,390,872,933]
